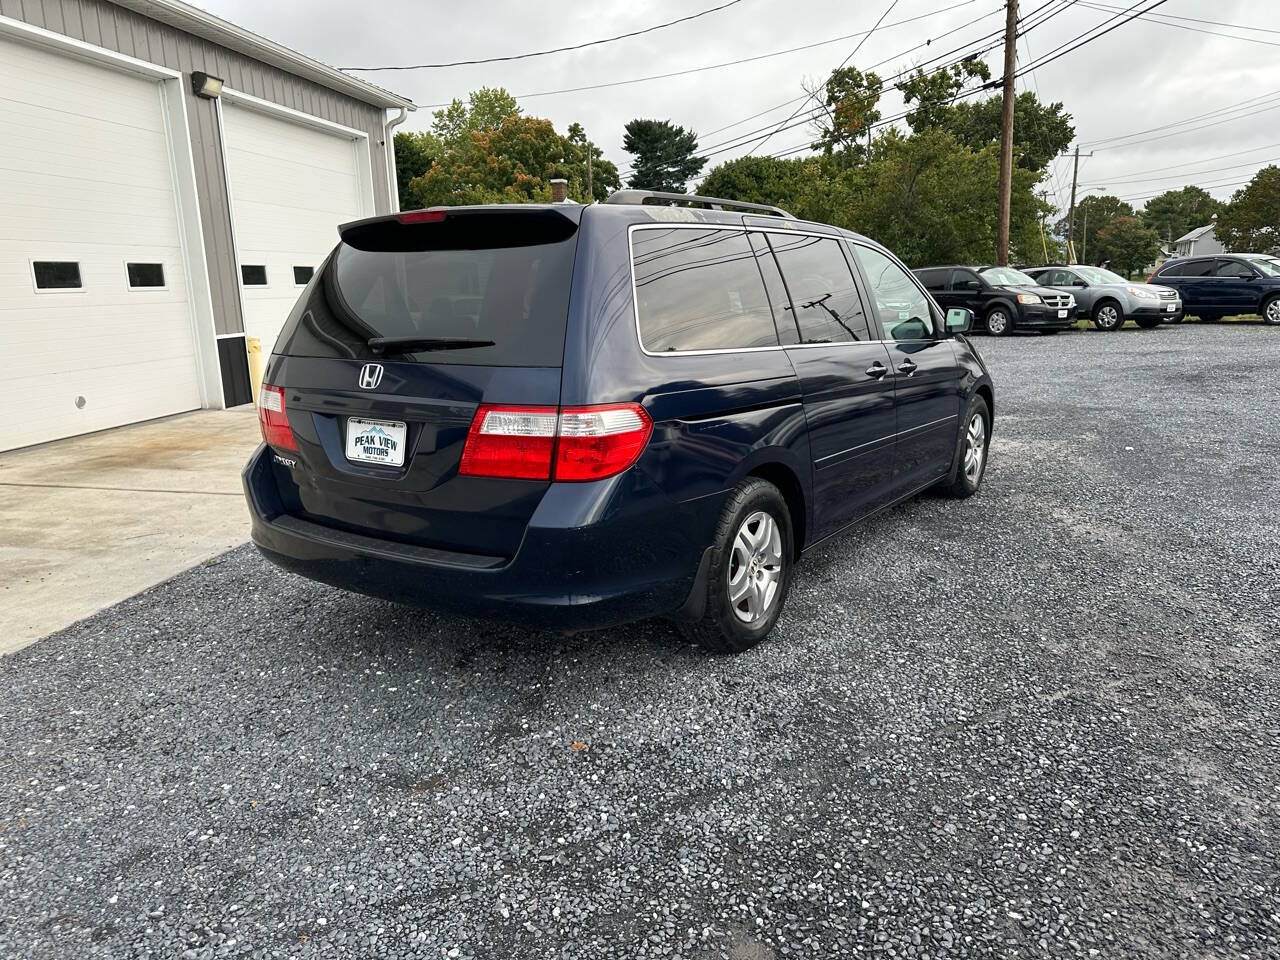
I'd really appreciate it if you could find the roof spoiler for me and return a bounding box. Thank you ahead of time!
[337,206,581,251]
[605,190,794,219]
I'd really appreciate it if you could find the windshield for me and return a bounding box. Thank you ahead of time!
[1075,266,1127,284]
[980,266,1037,286]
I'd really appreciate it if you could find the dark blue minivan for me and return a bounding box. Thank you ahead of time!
[242,191,994,651]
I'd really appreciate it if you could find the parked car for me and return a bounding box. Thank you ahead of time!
[913,265,1076,336]
[1021,264,1182,330]
[1148,254,1280,325]
[241,191,995,653]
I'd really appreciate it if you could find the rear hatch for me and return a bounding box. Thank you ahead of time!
[260,206,581,559]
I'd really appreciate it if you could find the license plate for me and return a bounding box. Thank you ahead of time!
[1166,303,1177,312]
[345,417,407,466]
[1057,309,1069,318]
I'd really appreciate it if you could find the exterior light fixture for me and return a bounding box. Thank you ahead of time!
[191,71,224,99]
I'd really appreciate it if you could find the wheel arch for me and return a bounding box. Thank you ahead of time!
[745,460,808,556]
[1093,295,1123,316]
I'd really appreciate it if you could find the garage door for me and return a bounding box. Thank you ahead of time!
[221,101,367,354]
[0,37,201,452]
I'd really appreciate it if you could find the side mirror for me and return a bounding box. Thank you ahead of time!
[945,307,973,334]
[1073,280,1088,287]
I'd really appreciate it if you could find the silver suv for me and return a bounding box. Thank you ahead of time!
[1024,265,1183,331]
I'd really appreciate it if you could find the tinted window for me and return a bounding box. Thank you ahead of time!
[1160,259,1214,278]
[632,227,781,352]
[767,233,871,343]
[293,265,314,284]
[915,268,947,290]
[33,261,81,289]
[855,246,935,340]
[277,212,579,366]
[1214,259,1256,279]
[748,232,799,345]
[241,264,268,285]
[950,269,982,291]
[126,262,165,288]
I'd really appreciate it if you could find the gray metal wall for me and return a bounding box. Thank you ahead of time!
[0,0,393,336]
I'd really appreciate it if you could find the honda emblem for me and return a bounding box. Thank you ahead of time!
[358,363,384,390]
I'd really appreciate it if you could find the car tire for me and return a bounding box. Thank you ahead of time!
[678,478,794,654]
[985,307,1013,336]
[1092,300,1124,331]
[940,395,991,499]
[1262,296,1280,326]
[1134,315,1162,329]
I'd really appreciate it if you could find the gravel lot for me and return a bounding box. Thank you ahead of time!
[2,325,1278,960]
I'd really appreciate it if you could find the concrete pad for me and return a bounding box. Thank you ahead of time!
[0,408,260,654]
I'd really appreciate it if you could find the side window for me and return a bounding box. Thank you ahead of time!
[632,227,781,352]
[747,232,800,345]
[1175,259,1217,277]
[857,246,936,341]
[915,268,946,291]
[766,233,871,343]
[950,269,981,291]
[1214,259,1255,279]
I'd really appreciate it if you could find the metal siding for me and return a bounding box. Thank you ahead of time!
[6,0,393,333]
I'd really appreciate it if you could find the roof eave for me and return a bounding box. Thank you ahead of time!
[111,0,415,111]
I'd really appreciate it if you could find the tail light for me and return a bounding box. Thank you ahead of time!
[459,403,652,482]
[258,383,298,452]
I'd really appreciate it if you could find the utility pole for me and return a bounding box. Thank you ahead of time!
[996,0,1018,266]
[586,153,593,202]
[1068,145,1080,258]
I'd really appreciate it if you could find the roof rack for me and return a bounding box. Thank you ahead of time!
[604,189,794,219]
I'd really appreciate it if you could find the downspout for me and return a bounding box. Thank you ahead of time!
[383,106,409,213]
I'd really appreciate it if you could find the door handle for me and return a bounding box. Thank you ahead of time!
[898,359,918,376]
[865,361,887,380]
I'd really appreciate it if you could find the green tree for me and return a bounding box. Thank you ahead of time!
[1094,215,1162,277]
[400,87,613,207]
[622,118,705,192]
[1139,186,1224,244]
[934,92,1074,172]
[699,155,812,209]
[809,66,883,159]
[1056,194,1133,263]
[898,59,991,132]
[393,130,438,210]
[1215,166,1280,252]
[430,87,520,147]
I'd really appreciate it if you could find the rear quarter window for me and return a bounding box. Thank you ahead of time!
[631,227,782,352]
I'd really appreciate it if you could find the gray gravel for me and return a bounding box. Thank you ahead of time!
[2,324,1279,959]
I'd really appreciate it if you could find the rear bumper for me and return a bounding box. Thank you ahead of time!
[242,444,719,630]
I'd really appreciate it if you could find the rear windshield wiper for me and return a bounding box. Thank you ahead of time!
[367,336,496,354]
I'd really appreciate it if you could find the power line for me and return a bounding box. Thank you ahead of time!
[1078,142,1280,187]
[1089,94,1280,152]
[1077,1,1280,47]
[1087,156,1280,188]
[418,0,983,110]
[748,0,904,157]
[1083,88,1280,148]
[1009,0,1172,82]
[626,0,1064,177]
[1118,174,1261,203]
[341,0,748,71]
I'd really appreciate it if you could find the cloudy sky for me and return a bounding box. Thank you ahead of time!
[201,0,1278,217]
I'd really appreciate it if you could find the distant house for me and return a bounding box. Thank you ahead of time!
[1174,222,1226,257]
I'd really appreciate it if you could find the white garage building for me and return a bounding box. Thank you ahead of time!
[0,0,414,451]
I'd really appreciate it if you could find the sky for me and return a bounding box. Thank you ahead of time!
[198,0,1280,219]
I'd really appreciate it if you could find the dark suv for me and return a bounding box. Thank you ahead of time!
[1149,254,1280,325]
[242,191,994,652]
[914,265,1077,336]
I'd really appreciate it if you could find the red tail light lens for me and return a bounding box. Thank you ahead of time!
[458,405,557,479]
[458,403,652,481]
[554,404,653,481]
[396,209,446,224]
[258,383,297,451]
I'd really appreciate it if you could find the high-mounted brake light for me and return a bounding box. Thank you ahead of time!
[258,383,298,452]
[458,403,652,481]
[396,209,447,224]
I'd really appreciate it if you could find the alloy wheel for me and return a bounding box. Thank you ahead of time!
[1266,299,1280,326]
[727,511,784,624]
[986,311,1009,335]
[1097,305,1120,330]
[963,412,986,484]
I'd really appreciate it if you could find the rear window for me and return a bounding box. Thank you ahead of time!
[1158,259,1213,278]
[275,210,578,366]
[632,227,781,352]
